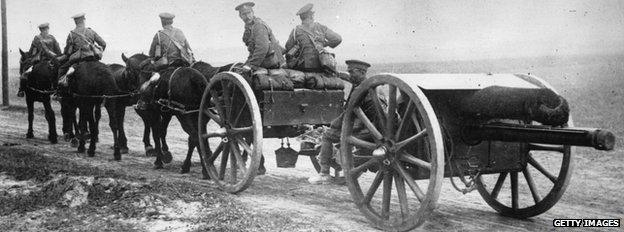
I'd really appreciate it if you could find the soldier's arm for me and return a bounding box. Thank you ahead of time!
[321,24,342,48]
[148,33,159,58]
[27,36,38,55]
[246,24,270,67]
[63,34,72,55]
[91,30,106,50]
[51,35,62,55]
[285,29,295,52]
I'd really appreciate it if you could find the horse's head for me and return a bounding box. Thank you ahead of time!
[122,53,152,90]
[18,48,33,75]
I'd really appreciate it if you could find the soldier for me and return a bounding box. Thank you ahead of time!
[18,23,62,97]
[58,13,107,80]
[149,12,195,70]
[235,2,285,70]
[285,3,342,73]
[308,59,372,184]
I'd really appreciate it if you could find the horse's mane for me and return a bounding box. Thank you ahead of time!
[192,61,235,79]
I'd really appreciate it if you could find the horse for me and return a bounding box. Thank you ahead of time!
[18,48,58,143]
[109,53,152,154]
[65,60,125,160]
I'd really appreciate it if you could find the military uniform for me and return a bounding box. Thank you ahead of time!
[285,4,342,72]
[236,2,285,70]
[149,13,195,68]
[58,13,106,78]
[310,60,374,184]
[18,23,62,96]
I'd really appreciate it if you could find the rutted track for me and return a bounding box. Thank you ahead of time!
[0,100,622,231]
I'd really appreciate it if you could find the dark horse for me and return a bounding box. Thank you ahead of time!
[66,60,126,160]
[108,53,152,154]
[132,60,239,178]
[18,48,58,143]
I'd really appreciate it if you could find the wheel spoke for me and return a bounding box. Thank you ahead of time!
[229,150,237,183]
[510,171,518,210]
[491,172,508,199]
[203,108,223,125]
[394,99,414,141]
[230,142,247,174]
[394,162,424,202]
[528,155,557,183]
[236,137,253,155]
[354,107,383,140]
[210,90,227,124]
[385,85,397,138]
[522,168,541,204]
[394,172,409,219]
[368,88,387,129]
[232,101,248,126]
[221,81,233,121]
[395,129,427,150]
[398,151,431,170]
[381,171,393,220]
[363,171,384,204]
[351,159,378,176]
[206,142,225,163]
[218,144,230,180]
[348,136,378,150]
[230,126,253,134]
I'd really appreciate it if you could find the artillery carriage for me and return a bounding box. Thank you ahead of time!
[197,68,615,231]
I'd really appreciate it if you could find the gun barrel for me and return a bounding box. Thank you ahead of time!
[464,123,615,151]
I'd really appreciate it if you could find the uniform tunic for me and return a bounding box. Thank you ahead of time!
[149,25,194,65]
[285,22,341,72]
[28,34,61,62]
[63,27,106,60]
[242,17,285,69]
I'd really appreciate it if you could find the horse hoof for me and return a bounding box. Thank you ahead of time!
[114,155,121,161]
[63,133,73,142]
[258,167,266,175]
[154,164,164,169]
[162,151,173,164]
[77,147,86,153]
[26,133,34,139]
[120,147,129,154]
[87,150,95,157]
[70,138,79,148]
[180,168,190,174]
[49,135,58,144]
[146,148,157,157]
[202,174,211,180]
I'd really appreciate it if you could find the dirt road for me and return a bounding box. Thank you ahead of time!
[0,98,621,232]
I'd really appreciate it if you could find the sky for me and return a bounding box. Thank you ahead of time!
[2,0,624,66]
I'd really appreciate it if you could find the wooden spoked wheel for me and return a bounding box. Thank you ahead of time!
[475,75,574,218]
[340,75,445,231]
[198,71,263,193]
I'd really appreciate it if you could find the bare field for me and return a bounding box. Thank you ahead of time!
[0,54,622,231]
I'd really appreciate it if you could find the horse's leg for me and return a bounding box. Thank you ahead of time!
[117,105,128,154]
[151,110,164,169]
[60,98,72,140]
[26,98,34,138]
[77,105,88,153]
[70,103,80,147]
[160,112,173,164]
[105,101,121,160]
[42,99,57,144]
[136,109,154,156]
[181,135,194,174]
[92,103,102,143]
[86,104,98,157]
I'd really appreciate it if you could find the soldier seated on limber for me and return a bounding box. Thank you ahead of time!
[149,12,195,70]
[235,2,285,72]
[308,59,372,185]
[18,22,62,97]
[57,13,106,83]
[285,3,342,74]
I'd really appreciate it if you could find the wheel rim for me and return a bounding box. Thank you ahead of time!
[198,71,263,193]
[340,75,444,231]
[476,75,574,218]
